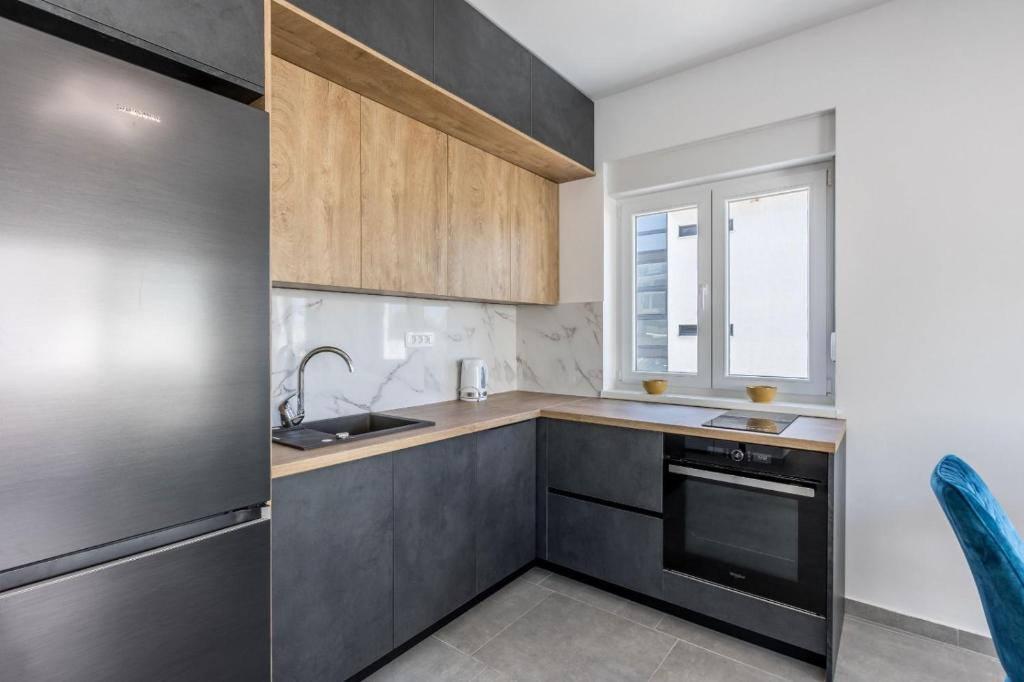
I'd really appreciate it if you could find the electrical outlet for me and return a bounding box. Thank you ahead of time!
[405,332,434,348]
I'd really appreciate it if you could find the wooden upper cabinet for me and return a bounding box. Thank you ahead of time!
[361,97,448,296]
[446,138,512,301]
[510,167,559,304]
[270,56,361,288]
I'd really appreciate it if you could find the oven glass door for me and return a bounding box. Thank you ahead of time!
[664,462,828,614]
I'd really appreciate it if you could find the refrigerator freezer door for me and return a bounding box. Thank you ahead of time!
[0,519,270,681]
[0,16,269,574]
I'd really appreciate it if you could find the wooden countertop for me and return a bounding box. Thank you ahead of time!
[271,391,846,478]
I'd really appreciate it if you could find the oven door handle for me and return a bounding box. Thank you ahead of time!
[667,464,817,498]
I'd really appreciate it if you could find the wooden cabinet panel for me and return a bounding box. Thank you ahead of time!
[271,56,361,288]
[361,98,448,296]
[446,138,512,301]
[511,167,559,304]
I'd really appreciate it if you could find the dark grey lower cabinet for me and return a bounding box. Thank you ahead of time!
[547,492,663,598]
[547,420,664,513]
[272,456,394,682]
[394,435,477,645]
[0,520,270,682]
[475,421,536,592]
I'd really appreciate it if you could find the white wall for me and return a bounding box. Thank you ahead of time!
[563,0,1024,635]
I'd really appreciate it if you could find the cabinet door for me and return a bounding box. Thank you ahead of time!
[339,0,434,79]
[361,97,448,296]
[548,493,663,598]
[433,0,531,133]
[475,422,536,592]
[39,0,264,92]
[447,137,512,300]
[510,166,559,304]
[394,436,477,645]
[0,520,270,682]
[270,57,362,288]
[531,57,595,169]
[272,456,394,682]
[547,420,663,512]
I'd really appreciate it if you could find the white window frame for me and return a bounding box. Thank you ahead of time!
[617,162,834,399]
[618,187,711,391]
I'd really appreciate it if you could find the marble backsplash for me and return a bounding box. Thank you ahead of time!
[271,289,517,425]
[271,290,603,425]
[517,302,603,397]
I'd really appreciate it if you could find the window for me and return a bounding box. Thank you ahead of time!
[619,163,833,397]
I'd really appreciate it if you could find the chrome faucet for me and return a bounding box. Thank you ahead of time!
[278,346,355,428]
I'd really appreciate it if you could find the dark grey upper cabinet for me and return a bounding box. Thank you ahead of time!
[290,0,345,27]
[272,456,394,682]
[394,435,477,645]
[547,421,664,512]
[475,422,536,592]
[340,0,434,78]
[434,0,532,133]
[293,0,434,78]
[532,57,595,169]
[6,0,263,101]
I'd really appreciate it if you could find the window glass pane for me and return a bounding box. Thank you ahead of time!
[634,207,699,374]
[727,188,810,379]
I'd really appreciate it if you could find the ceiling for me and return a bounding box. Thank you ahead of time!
[465,0,890,98]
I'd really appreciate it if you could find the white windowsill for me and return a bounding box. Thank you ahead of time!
[600,388,841,419]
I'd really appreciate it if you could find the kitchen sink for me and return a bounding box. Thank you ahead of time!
[272,413,435,450]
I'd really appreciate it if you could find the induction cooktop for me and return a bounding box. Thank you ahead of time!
[702,410,797,435]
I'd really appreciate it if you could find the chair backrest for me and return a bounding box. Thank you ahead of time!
[932,454,1023,680]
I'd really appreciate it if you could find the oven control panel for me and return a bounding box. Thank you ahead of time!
[664,434,827,482]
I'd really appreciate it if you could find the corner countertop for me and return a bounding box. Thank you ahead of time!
[271,391,847,479]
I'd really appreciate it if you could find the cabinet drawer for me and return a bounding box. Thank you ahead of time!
[547,492,663,599]
[546,420,663,512]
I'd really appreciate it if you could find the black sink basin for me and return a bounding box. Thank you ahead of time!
[272,413,435,451]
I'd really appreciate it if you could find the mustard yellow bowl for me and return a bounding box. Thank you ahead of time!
[642,379,668,395]
[746,385,778,403]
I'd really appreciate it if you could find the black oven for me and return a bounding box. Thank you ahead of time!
[664,435,828,615]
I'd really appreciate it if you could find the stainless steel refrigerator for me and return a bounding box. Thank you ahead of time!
[0,15,270,681]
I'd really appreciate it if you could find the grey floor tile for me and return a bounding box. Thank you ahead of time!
[368,637,486,682]
[436,579,552,654]
[473,664,514,681]
[650,640,786,681]
[475,593,675,682]
[519,567,552,585]
[613,599,665,628]
[536,573,625,613]
[656,614,823,682]
[834,617,1005,682]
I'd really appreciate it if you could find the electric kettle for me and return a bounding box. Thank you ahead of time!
[458,358,489,401]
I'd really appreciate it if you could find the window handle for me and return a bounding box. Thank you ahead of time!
[699,283,709,312]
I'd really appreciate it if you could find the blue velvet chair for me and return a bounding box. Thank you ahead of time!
[932,454,1023,681]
